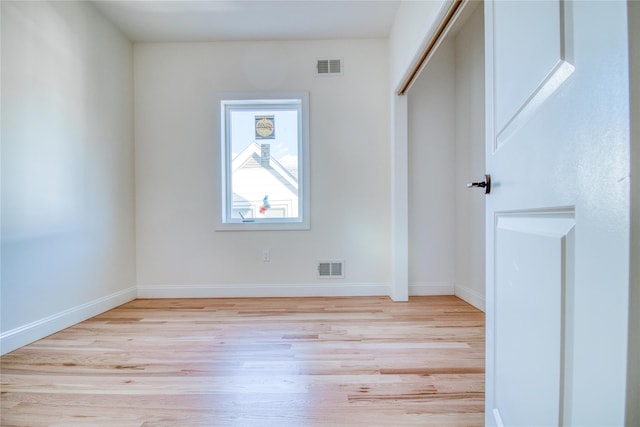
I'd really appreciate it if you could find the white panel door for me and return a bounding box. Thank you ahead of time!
[484,1,631,426]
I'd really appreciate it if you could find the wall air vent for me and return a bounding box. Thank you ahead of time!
[316,59,343,76]
[317,260,345,278]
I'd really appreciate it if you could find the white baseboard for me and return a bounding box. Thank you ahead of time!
[454,284,486,312]
[2,282,477,355]
[137,282,391,299]
[0,286,137,355]
[408,282,455,296]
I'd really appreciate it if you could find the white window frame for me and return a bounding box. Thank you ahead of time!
[215,92,310,231]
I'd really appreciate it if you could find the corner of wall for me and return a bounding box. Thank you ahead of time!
[0,287,137,355]
[454,284,486,312]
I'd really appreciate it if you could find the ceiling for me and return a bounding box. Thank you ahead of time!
[92,1,402,43]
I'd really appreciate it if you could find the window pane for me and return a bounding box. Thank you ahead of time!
[218,93,308,230]
[228,106,300,220]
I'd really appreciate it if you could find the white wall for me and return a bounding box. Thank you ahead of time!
[454,4,485,310]
[134,40,391,297]
[1,1,136,354]
[406,3,485,310]
[407,38,456,296]
[389,0,449,91]
[388,0,449,301]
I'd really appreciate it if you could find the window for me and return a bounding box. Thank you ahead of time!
[217,92,310,230]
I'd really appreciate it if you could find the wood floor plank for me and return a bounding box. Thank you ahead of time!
[1,296,485,426]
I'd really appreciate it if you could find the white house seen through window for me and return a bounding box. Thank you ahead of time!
[217,93,309,230]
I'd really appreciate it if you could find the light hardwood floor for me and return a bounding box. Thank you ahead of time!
[1,296,485,426]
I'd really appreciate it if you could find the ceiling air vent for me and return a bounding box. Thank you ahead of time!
[316,59,343,76]
[317,260,345,279]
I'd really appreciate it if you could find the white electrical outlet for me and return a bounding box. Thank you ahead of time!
[262,249,270,262]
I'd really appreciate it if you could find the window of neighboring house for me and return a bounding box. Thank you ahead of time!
[216,92,310,230]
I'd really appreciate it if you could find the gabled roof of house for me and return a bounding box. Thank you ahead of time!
[232,142,298,191]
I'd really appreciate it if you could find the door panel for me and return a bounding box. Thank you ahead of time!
[494,211,574,426]
[485,1,630,425]
[494,0,572,146]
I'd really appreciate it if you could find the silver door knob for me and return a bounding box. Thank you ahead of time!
[467,174,491,194]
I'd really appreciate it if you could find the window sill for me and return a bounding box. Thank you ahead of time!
[215,220,310,232]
